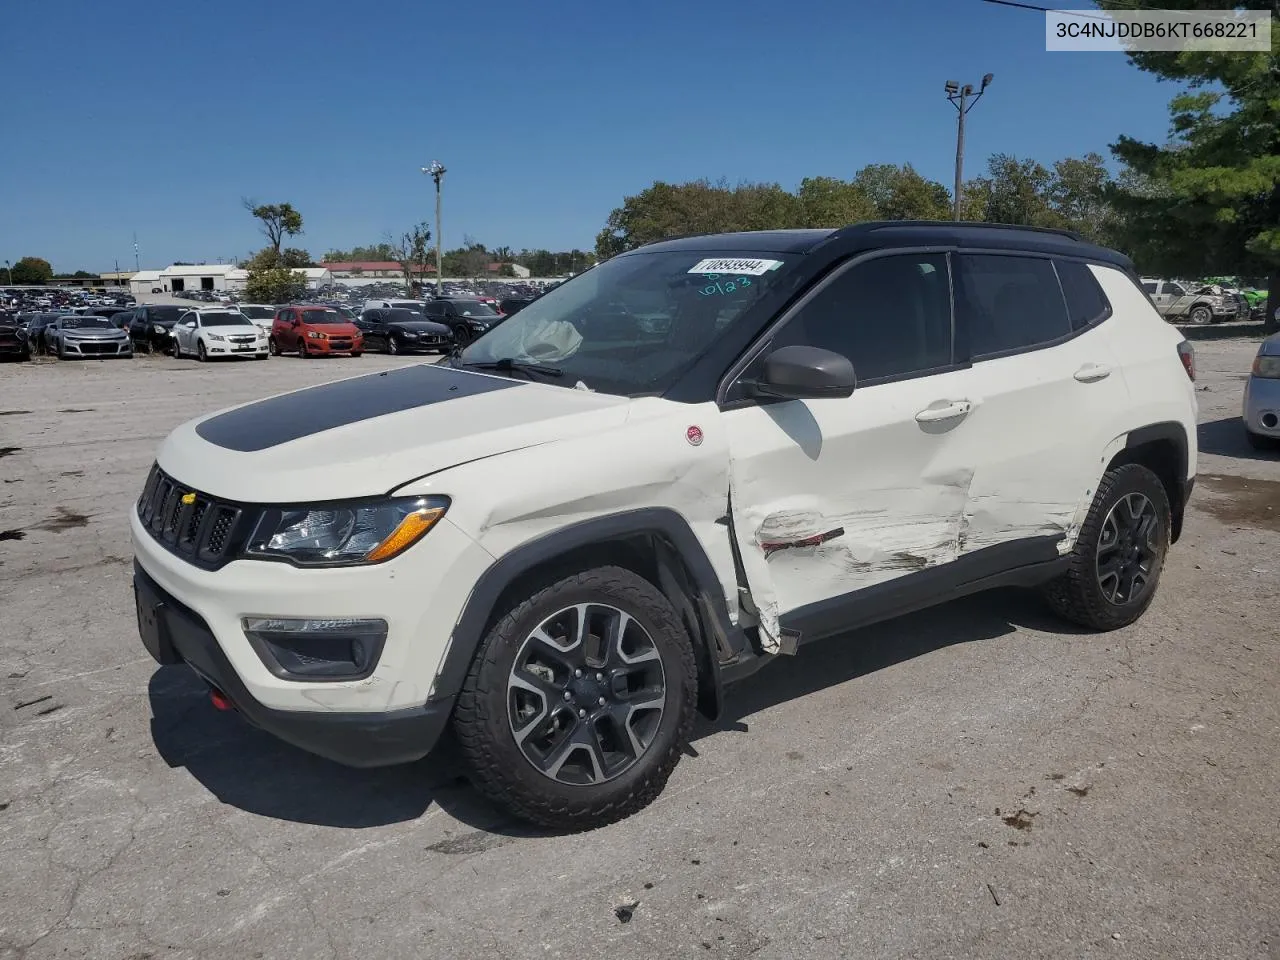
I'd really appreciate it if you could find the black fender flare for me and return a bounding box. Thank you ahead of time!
[1121,421,1192,543]
[431,508,748,719]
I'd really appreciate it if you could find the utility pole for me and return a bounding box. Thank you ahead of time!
[133,233,140,271]
[3,260,12,285]
[114,258,120,287]
[945,74,993,221]
[423,161,446,295]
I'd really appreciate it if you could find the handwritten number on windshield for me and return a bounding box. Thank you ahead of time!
[698,275,752,297]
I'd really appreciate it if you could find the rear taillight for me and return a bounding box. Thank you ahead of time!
[1177,340,1195,381]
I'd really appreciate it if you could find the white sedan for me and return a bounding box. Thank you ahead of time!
[170,309,269,362]
[236,303,278,335]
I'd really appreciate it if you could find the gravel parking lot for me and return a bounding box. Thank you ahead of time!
[1,341,1276,960]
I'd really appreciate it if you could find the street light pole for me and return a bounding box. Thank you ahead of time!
[422,161,446,296]
[945,74,993,221]
[3,260,12,285]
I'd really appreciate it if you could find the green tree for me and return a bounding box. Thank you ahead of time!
[244,200,304,256]
[1099,0,1280,329]
[11,256,53,285]
[595,179,800,257]
[279,248,314,268]
[322,242,398,263]
[244,265,306,304]
[979,154,1060,227]
[795,176,877,228]
[850,164,952,220]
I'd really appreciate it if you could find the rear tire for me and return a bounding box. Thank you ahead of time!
[1042,464,1170,631]
[453,565,697,831]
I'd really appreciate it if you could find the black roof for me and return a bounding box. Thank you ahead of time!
[624,221,1132,270]
[631,229,834,254]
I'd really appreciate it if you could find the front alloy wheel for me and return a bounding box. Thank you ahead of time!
[454,565,697,830]
[1189,305,1212,325]
[508,603,667,786]
[387,336,399,355]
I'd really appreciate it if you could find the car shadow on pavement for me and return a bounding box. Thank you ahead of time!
[147,587,1084,836]
[1198,416,1278,462]
[699,587,1087,738]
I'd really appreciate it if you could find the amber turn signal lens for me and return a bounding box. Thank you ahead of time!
[363,507,446,563]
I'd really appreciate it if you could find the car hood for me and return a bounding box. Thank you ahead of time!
[1259,332,1280,356]
[156,364,631,502]
[390,320,451,334]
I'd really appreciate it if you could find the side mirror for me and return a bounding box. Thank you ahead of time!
[747,345,855,401]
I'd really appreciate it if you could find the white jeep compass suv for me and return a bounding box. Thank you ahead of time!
[132,222,1198,829]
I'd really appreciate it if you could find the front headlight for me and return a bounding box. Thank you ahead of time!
[308,331,325,339]
[153,324,165,333]
[1252,355,1280,379]
[207,333,226,342]
[245,496,449,566]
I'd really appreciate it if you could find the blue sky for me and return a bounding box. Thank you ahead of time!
[1,0,1180,273]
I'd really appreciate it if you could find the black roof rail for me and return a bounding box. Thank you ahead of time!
[838,220,1087,242]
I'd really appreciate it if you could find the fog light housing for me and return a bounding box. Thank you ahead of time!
[242,617,388,681]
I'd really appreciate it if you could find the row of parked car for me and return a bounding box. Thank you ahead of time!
[0,295,536,362]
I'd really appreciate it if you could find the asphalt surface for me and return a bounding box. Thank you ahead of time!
[1,341,1277,960]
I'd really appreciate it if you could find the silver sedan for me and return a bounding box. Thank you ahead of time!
[1243,331,1280,450]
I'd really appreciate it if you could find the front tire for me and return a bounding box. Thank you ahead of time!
[299,341,310,359]
[1189,305,1212,325]
[387,337,400,355]
[453,565,697,831]
[1043,464,1171,631]
[197,341,207,362]
[171,338,181,359]
[269,337,279,356]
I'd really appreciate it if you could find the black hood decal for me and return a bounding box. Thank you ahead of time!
[195,364,522,452]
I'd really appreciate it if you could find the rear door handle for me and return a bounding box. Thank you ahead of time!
[915,400,973,423]
[1074,362,1112,383]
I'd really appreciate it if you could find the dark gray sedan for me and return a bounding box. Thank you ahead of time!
[357,308,453,354]
[46,315,133,360]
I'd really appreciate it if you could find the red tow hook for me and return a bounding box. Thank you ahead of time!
[209,688,235,712]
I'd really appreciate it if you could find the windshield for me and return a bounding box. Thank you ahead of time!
[452,300,498,317]
[390,301,422,312]
[302,309,346,324]
[239,306,275,320]
[62,317,112,329]
[386,309,426,324]
[457,250,789,396]
[202,312,253,326]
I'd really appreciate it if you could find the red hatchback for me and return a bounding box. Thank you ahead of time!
[270,306,364,358]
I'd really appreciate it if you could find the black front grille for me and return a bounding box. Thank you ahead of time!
[137,464,249,568]
[78,341,116,354]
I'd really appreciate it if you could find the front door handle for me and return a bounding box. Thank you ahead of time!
[1074,362,1112,383]
[915,400,973,423]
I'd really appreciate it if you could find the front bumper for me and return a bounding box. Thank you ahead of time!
[305,337,362,354]
[1243,374,1280,437]
[62,338,131,356]
[134,562,453,767]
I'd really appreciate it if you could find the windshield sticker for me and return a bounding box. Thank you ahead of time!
[699,277,752,297]
[688,258,782,276]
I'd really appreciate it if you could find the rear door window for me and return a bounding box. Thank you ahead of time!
[954,254,1071,358]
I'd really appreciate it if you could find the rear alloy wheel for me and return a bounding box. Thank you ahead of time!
[1043,463,1170,630]
[454,566,697,830]
[1189,304,1213,325]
